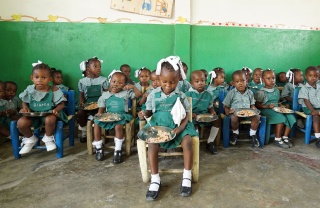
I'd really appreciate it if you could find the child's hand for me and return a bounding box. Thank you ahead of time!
[124,84,133,90]
[172,126,183,135]
[19,108,30,113]
[51,109,59,116]
[6,109,16,116]
[229,108,235,114]
[311,110,319,116]
[143,92,148,98]
[250,106,256,110]
[192,113,197,119]
[211,111,216,116]
[138,110,146,120]
[269,103,275,109]
[95,113,102,117]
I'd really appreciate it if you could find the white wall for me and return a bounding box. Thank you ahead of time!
[0,0,320,28]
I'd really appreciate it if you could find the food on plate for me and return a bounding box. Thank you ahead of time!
[274,107,293,113]
[236,109,255,117]
[146,130,172,143]
[84,103,98,110]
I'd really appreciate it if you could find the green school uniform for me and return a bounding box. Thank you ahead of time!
[248,81,264,94]
[178,80,192,93]
[94,90,134,130]
[19,85,68,129]
[56,84,69,92]
[281,82,303,108]
[255,87,296,128]
[144,88,198,149]
[78,76,108,103]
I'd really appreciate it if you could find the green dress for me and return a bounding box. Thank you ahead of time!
[145,92,198,149]
[255,87,296,128]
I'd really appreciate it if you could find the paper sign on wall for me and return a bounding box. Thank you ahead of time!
[111,0,174,18]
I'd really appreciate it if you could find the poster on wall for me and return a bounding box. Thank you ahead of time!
[111,0,174,18]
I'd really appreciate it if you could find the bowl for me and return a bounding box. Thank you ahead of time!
[138,126,176,143]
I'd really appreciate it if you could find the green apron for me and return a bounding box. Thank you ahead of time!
[86,85,102,103]
[145,93,198,149]
[94,95,133,130]
[260,89,296,128]
[29,89,68,129]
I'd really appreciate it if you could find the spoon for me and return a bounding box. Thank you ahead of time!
[144,116,158,135]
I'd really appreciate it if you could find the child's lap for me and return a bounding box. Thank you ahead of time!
[261,109,296,127]
[302,107,320,115]
[94,113,133,130]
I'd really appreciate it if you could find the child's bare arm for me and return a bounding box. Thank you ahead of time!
[139,92,148,106]
[250,104,256,109]
[96,107,106,116]
[303,99,318,115]
[52,102,64,116]
[20,102,30,112]
[224,105,234,115]
[79,92,85,106]
[209,107,216,115]
[284,96,292,102]
[124,84,142,98]
[138,110,153,120]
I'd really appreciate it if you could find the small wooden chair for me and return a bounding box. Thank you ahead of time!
[87,98,137,156]
[137,97,199,183]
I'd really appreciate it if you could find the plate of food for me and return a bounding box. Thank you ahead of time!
[196,114,219,122]
[273,107,294,114]
[138,126,176,143]
[234,108,260,117]
[20,112,52,117]
[84,102,98,110]
[94,112,124,122]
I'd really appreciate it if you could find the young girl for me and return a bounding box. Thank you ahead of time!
[178,62,192,93]
[92,71,141,162]
[120,64,135,85]
[276,72,288,87]
[298,66,320,148]
[0,81,11,139]
[281,68,304,105]
[134,67,151,93]
[138,56,198,201]
[248,68,264,93]
[78,57,108,143]
[17,61,68,154]
[242,67,252,84]
[207,67,228,109]
[255,69,296,148]
[138,70,159,111]
[185,70,219,154]
[51,68,69,92]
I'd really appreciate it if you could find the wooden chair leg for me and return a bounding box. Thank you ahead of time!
[87,120,93,155]
[125,121,133,156]
[192,136,199,183]
[137,139,150,183]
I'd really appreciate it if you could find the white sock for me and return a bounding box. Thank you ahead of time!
[249,129,257,136]
[182,169,192,187]
[92,140,103,149]
[81,131,87,137]
[207,127,219,143]
[232,129,239,134]
[114,137,124,152]
[7,135,11,140]
[78,125,86,131]
[315,133,320,138]
[149,173,160,191]
[275,137,282,141]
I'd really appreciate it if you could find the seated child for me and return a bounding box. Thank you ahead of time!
[223,70,260,147]
[185,70,219,154]
[242,67,252,84]
[177,62,192,93]
[78,57,108,143]
[298,66,320,148]
[248,68,264,93]
[276,71,288,87]
[120,64,134,85]
[51,68,69,92]
[17,61,68,154]
[134,67,151,93]
[255,69,296,148]
[138,70,159,111]
[138,56,198,201]
[4,81,20,121]
[92,71,141,162]
[0,81,10,139]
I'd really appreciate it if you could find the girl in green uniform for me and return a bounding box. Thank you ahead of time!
[207,67,229,109]
[17,61,68,154]
[177,62,192,93]
[185,70,219,154]
[93,72,141,163]
[255,69,296,148]
[248,68,264,94]
[298,66,320,148]
[77,57,108,143]
[51,68,69,92]
[134,67,151,111]
[138,56,198,201]
[138,70,159,111]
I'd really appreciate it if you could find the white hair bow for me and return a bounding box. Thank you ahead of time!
[135,67,145,78]
[208,71,216,84]
[242,67,252,73]
[108,69,121,82]
[156,56,186,80]
[286,69,294,87]
[80,57,104,72]
[32,60,42,67]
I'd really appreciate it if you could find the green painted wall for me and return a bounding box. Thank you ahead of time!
[191,26,320,79]
[1,22,320,95]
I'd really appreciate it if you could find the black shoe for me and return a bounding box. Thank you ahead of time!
[95,147,104,161]
[315,139,320,148]
[80,136,87,143]
[206,142,217,154]
[274,140,289,148]
[249,135,260,147]
[230,133,239,145]
[113,150,122,164]
[146,182,161,201]
[282,137,293,148]
[180,178,192,197]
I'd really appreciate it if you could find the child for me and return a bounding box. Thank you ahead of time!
[242,67,252,84]
[207,67,228,109]
[17,61,68,154]
[298,66,320,148]
[276,71,288,87]
[93,71,141,162]
[223,70,260,147]
[138,70,159,111]
[0,81,11,139]
[138,56,198,200]
[185,70,219,154]
[255,69,296,148]
[248,68,264,93]
[51,68,69,92]
[4,81,20,120]
[120,64,134,85]
[199,69,208,84]
[134,67,151,93]
[177,62,192,93]
[78,57,108,143]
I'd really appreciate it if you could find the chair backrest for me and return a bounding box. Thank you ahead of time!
[63,90,75,116]
[187,97,192,122]
[218,88,226,114]
[292,88,301,112]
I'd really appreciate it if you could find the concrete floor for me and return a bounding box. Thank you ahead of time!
[0,133,319,208]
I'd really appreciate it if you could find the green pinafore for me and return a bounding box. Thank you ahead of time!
[260,89,296,128]
[94,95,133,130]
[86,85,102,103]
[29,89,68,129]
[145,93,198,149]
